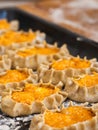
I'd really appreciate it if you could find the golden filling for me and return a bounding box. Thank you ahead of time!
[0,70,28,84]
[0,56,2,60]
[17,47,59,57]
[12,84,60,104]
[74,72,98,87]
[52,58,90,70]
[45,106,94,128]
[0,31,36,46]
[0,19,10,29]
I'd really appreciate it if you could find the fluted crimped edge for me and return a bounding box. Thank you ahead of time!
[29,103,98,130]
[1,82,67,117]
[0,30,45,55]
[7,43,70,70]
[0,67,38,96]
[0,55,12,73]
[64,74,98,103]
[0,20,19,34]
[38,57,98,85]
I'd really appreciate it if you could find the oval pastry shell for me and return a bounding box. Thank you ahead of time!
[0,30,45,55]
[65,75,98,103]
[7,44,70,70]
[29,104,98,130]
[0,67,38,96]
[1,83,67,117]
[38,58,98,85]
[0,20,19,34]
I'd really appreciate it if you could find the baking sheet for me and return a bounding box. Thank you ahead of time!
[0,7,97,130]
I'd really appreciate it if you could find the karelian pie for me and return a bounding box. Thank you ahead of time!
[0,19,19,33]
[38,57,98,85]
[29,104,98,130]
[7,43,70,70]
[0,55,11,73]
[0,30,45,55]
[65,72,98,103]
[1,83,67,117]
[0,67,38,96]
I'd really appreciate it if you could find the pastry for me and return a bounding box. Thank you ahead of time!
[29,104,98,130]
[0,30,45,54]
[0,19,19,33]
[0,67,38,96]
[65,72,98,103]
[0,55,11,73]
[7,43,70,70]
[1,83,67,117]
[38,57,98,85]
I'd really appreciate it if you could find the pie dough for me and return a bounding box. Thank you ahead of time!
[0,55,11,73]
[0,67,38,96]
[29,104,98,130]
[0,19,19,34]
[38,57,98,85]
[65,72,98,103]
[1,83,67,117]
[7,43,70,70]
[0,30,45,55]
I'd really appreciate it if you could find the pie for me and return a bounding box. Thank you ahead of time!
[38,57,98,85]
[0,30,45,54]
[65,72,98,103]
[0,19,19,33]
[1,83,67,117]
[7,43,70,70]
[0,55,11,73]
[29,104,98,130]
[0,67,38,96]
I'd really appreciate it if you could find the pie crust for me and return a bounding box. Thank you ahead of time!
[0,55,11,73]
[29,104,98,130]
[0,67,38,96]
[1,83,67,117]
[0,30,45,55]
[0,19,19,34]
[7,43,70,70]
[38,57,98,85]
[65,72,98,103]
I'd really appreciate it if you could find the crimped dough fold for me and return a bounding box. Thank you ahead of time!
[1,83,67,117]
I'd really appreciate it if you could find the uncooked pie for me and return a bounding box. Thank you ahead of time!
[38,57,98,85]
[0,68,38,96]
[1,83,67,117]
[0,19,19,33]
[7,43,70,70]
[29,104,98,130]
[65,72,98,103]
[0,30,45,54]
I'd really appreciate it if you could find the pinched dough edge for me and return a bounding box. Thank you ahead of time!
[0,30,45,55]
[7,43,70,70]
[64,74,98,103]
[0,55,11,73]
[29,104,98,130]
[1,83,67,117]
[0,20,19,34]
[0,67,38,96]
[38,57,98,85]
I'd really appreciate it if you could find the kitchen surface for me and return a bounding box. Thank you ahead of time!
[0,0,98,42]
[18,0,98,42]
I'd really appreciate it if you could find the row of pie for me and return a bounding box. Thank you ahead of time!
[0,19,98,130]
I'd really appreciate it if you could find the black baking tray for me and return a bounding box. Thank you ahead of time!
[0,7,98,59]
[0,7,98,130]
